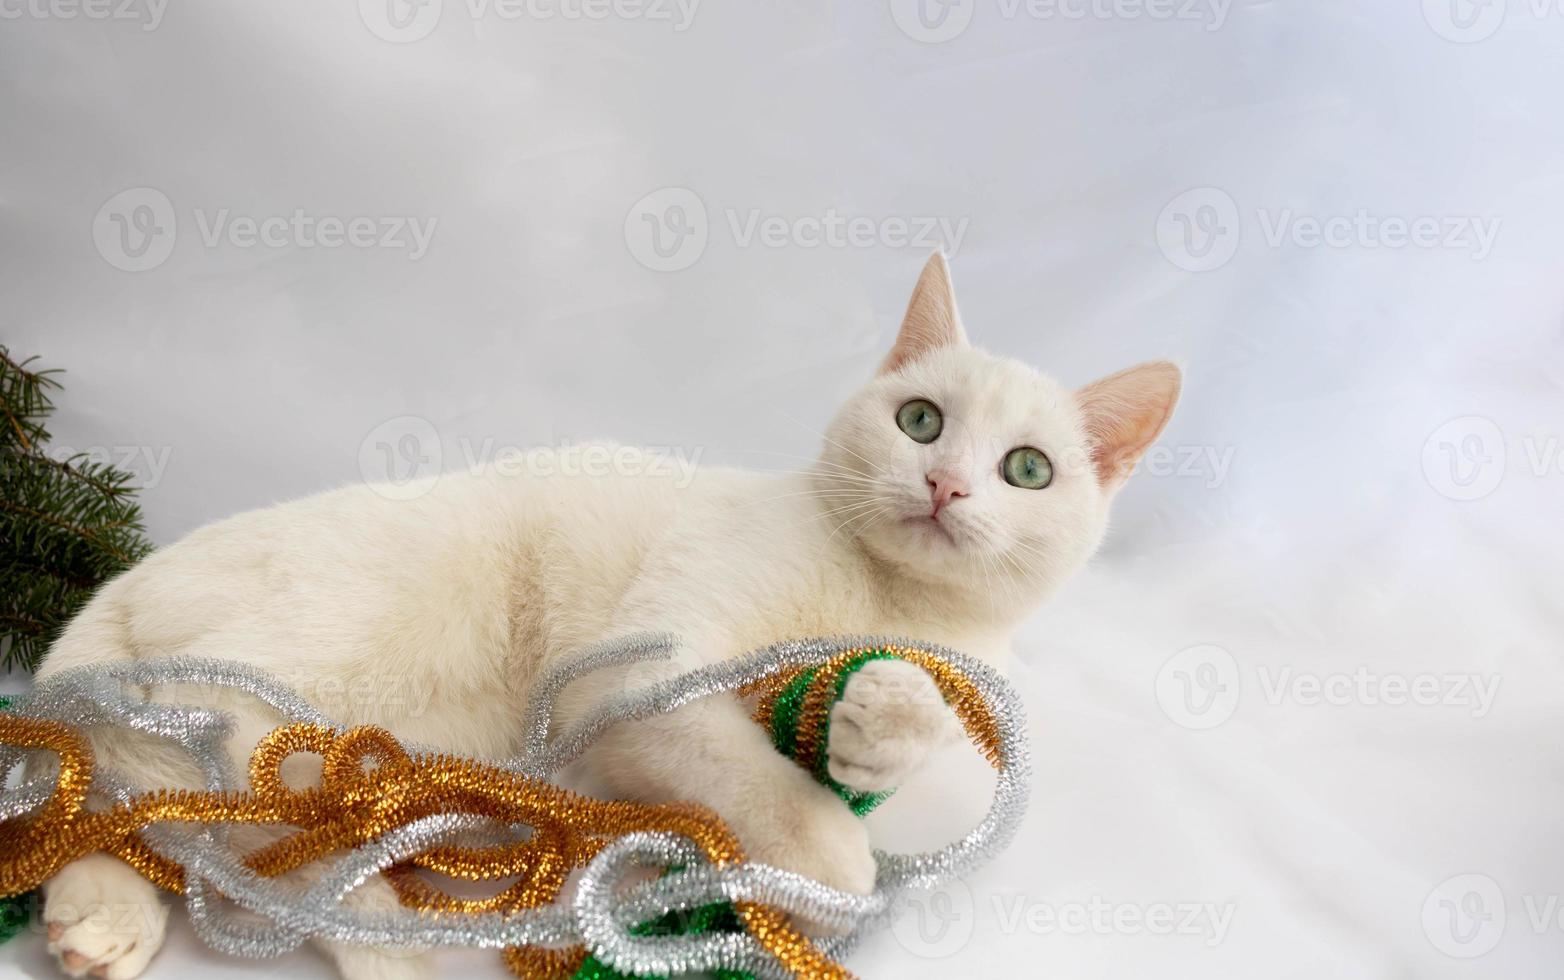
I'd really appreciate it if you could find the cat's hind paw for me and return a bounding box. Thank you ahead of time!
[44,854,168,980]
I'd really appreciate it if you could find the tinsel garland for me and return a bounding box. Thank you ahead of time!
[0,636,1030,977]
[0,694,33,946]
[570,646,939,979]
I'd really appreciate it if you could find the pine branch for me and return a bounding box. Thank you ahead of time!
[0,350,61,454]
[0,346,153,672]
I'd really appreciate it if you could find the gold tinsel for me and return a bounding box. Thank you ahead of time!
[0,713,844,978]
[0,646,1003,978]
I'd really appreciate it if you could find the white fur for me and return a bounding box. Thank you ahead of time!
[34,254,1180,979]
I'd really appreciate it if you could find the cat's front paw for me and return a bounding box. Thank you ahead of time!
[826,658,959,793]
[735,784,878,898]
[44,854,168,980]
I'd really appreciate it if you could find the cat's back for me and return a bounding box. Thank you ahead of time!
[42,445,747,671]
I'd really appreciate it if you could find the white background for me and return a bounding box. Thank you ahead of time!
[3,1,1563,977]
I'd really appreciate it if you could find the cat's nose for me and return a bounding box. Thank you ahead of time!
[926,471,969,519]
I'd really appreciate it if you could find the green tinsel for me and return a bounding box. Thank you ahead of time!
[572,648,909,980]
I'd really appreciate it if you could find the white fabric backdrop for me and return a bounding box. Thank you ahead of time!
[3,1,1562,977]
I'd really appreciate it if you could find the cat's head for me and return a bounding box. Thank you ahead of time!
[819,252,1181,614]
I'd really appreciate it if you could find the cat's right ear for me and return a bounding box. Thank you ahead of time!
[1076,360,1183,493]
[879,251,969,375]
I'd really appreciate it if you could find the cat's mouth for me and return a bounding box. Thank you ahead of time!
[902,514,959,546]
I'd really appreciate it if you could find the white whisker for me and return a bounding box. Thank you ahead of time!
[809,499,886,523]
[825,504,888,549]
[740,450,878,480]
[778,413,886,477]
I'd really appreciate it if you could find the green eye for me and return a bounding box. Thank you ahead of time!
[1002,447,1053,489]
[895,399,943,444]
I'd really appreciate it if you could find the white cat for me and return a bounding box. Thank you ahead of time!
[33,253,1180,980]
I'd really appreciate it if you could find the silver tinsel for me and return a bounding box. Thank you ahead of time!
[0,635,1030,976]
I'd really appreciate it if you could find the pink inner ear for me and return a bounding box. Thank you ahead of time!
[880,252,969,375]
[1076,361,1183,487]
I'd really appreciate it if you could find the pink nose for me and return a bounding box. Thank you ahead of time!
[926,472,969,519]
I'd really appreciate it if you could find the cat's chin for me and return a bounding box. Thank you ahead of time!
[899,514,962,548]
[856,515,981,585]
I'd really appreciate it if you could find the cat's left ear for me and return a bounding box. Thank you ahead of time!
[879,251,969,375]
[1076,361,1183,492]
